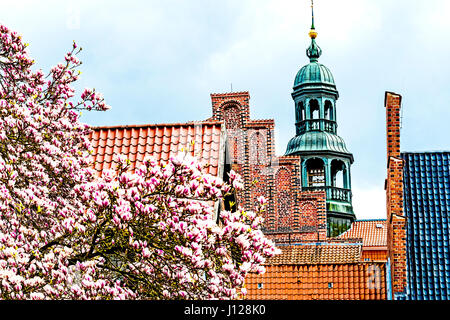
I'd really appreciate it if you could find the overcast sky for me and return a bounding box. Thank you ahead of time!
[2,0,450,220]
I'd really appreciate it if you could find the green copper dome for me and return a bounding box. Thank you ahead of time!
[292,38,337,95]
[285,131,352,160]
[294,62,335,88]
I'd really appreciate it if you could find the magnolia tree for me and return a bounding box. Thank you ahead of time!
[0,24,279,300]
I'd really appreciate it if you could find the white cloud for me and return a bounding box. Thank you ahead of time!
[352,186,386,220]
[315,0,383,43]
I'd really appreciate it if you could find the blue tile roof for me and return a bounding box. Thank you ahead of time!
[402,152,450,300]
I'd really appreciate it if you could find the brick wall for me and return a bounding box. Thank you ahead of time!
[384,91,407,298]
[211,92,275,210]
[211,92,327,244]
[385,92,402,161]
[211,92,251,124]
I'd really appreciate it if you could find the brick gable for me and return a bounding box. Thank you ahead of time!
[210,92,328,242]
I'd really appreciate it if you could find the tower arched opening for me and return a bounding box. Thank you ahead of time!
[324,100,334,121]
[331,159,346,189]
[309,99,320,120]
[306,158,325,187]
[299,101,305,121]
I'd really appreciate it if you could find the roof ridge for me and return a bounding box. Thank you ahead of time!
[91,132,222,142]
[402,151,450,155]
[277,241,362,247]
[247,119,275,123]
[210,91,249,96]
[90,120,223,130]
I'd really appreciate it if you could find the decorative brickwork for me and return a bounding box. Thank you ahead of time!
[211,92,251,123]
[384,91,407,299]
[264,190,327,244]
[222,104,242,130]
[275,167,294,231]
[210,92,328,244]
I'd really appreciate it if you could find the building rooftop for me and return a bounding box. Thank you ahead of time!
[285,131,352,158]
[88,121,225,177]
[337,219,387,249]
[245,262,387,300]
[266,243,362,265]
[402,151,450,300]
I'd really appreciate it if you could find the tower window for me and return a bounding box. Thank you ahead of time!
[309,99,320,120]
[298,101,305,121]
[331,160,346,189]
[306,158,325,187]
[324,100,334,121]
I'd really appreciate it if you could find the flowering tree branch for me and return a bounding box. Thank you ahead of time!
[0,24,279,300]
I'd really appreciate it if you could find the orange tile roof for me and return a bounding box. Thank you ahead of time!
[338,219,387,249]
[245,262,387,300]
[88,121,225,176]
[266,243,362,265]
[361,250,388,262]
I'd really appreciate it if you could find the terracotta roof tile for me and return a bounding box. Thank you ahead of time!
[266,243,362,265]
[245,262,387,300]
[361,250,387,262]
[88,121,224,176]
[338,219,387,248]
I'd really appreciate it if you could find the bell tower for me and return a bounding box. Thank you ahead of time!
[285,1,356,237]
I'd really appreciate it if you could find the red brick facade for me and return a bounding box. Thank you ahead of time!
[384,91,407,298]
[267,190,328,243]
[210,92,328,243]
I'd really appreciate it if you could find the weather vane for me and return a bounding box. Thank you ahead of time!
[309,0,318,39]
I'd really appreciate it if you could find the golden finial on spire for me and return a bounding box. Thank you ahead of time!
[309,0,318,39]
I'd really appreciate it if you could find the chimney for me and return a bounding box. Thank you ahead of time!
[385,91,402,160]
[384,91,407,299]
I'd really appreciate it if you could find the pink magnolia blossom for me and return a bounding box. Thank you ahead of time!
[0,24,279,300]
